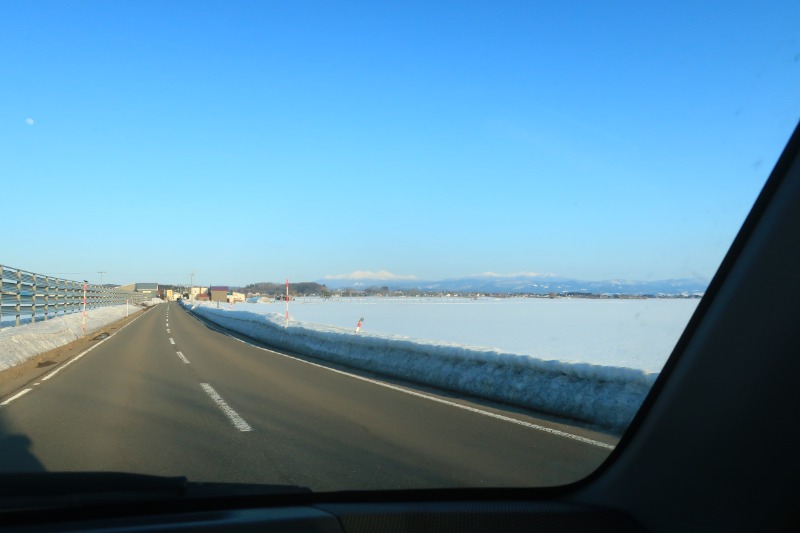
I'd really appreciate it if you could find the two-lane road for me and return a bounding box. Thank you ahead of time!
[0,302,616,491]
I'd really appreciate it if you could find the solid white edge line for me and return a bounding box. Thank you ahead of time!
[41,308,148,382]
[176,351,190,364]
[0,388,32,406]
[185,308,614,450]
[199,383,252,432]
[1,307,152,406]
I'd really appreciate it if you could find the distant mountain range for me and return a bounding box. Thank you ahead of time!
[319,274,708,296]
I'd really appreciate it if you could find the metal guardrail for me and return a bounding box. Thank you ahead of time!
[0,264,152,327]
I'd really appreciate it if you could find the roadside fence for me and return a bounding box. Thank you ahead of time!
[0,264,151,327]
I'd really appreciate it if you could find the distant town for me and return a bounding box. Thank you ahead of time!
[123,281,703,303]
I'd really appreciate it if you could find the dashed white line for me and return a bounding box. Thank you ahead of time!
[167,329,171,333]
[0,388,32,406]
[200,383,252,432]
[169,338,175,345]
[176,351,190,364]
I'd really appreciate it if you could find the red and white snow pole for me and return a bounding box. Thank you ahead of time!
[355,317,364,333]
[285,278,289,328]
[82,280,87,337]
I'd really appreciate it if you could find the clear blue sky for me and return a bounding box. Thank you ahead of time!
[1,1,798,287]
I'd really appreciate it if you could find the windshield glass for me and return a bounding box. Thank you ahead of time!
[0,1,797,497]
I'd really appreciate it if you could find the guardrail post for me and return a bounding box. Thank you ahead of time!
[61,280,67,317]
[31,273,37,324]
[43,276,49,321]
[74,280,79,315]
[15,269,21,327]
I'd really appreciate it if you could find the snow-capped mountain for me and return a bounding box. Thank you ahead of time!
[319,273,708,296]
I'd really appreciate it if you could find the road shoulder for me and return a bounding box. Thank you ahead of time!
[0,307,151,398]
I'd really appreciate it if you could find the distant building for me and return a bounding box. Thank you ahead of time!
[189,286,208,300]
[135,283,159,296]
[228,291,245,303]
[209,286,228,302]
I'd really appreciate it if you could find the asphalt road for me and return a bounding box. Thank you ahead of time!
[0,302,617,491]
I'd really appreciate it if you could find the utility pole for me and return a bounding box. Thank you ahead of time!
[98,271,106,286]
[189,270,195,288]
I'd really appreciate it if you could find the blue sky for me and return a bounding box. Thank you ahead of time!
[1,1,798,287]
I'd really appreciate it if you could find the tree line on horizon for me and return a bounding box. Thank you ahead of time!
[239,282,395,297]
[241,281,328,296]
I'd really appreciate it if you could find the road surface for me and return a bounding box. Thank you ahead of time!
[0,302,616,491]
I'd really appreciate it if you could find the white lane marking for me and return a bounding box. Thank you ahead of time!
[200,383,252,432]
[40,310,147,383]
[1,388,32,406]
[169,338,175,344]
[167,329,170,333]
[176,351,190,364]
[189,313,613,450]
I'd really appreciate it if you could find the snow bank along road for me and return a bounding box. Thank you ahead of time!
[185,301,657,431]
[0,302,617,490]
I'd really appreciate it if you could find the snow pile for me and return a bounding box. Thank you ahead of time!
[245,296,273,304]
[0,301,160,372]
[183,301,655,430]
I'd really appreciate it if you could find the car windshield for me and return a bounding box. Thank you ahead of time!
[0,1,797,500]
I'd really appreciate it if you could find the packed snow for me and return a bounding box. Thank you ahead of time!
[182,297,698,430]
[0,299,161,372]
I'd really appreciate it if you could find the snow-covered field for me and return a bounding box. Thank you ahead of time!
[184,297,699,430]
[0,299,161,372]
